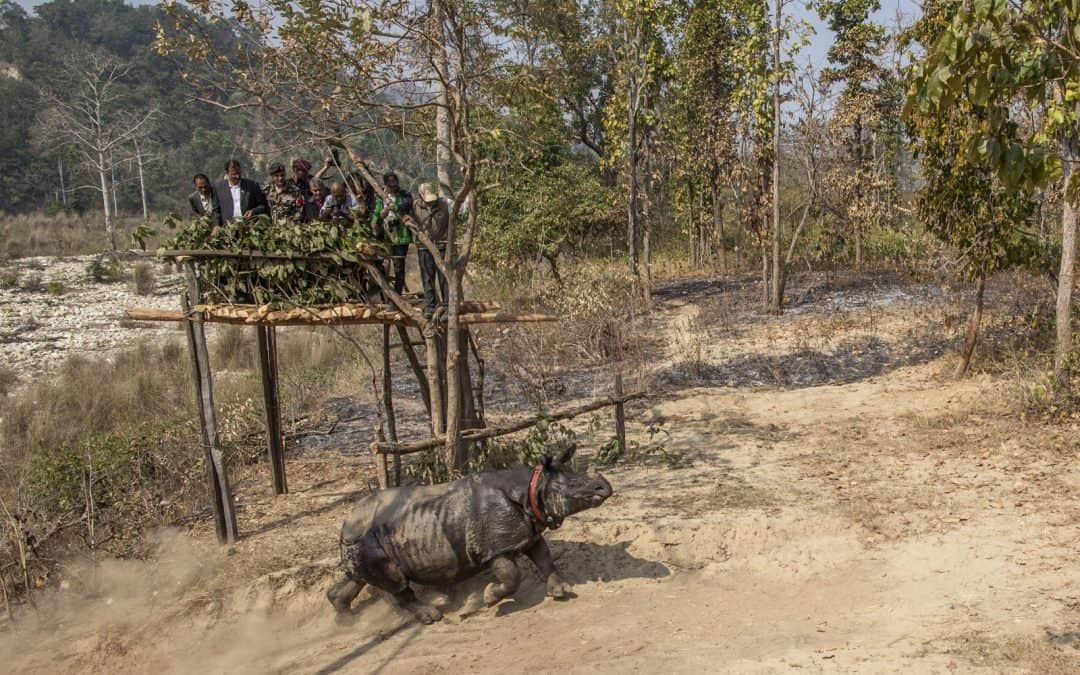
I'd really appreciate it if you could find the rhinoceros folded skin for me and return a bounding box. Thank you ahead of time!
[330,446,612,623]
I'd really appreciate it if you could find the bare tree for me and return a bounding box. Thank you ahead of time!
[36,50,157,250]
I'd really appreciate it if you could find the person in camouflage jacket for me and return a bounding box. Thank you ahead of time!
[264,163,307,224]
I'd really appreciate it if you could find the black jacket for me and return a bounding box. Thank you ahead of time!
[213,178,268,221]
[188,190,223,225]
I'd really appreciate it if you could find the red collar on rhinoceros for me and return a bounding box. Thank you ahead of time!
[528,463,548,528]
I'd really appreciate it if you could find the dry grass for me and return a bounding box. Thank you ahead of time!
[0,213,138,258]
[131,261,156,296]
[0,322,381,603]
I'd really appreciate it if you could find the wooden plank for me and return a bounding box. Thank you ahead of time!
[257,325,288,495]
[373,391,647,455]
[124,303,533,327]
[183,263,238,544]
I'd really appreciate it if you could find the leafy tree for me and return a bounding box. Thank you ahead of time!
[906,0,1080,383]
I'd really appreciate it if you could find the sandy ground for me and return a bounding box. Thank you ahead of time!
[2,271,1078,674]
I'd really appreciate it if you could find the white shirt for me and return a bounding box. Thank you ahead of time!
[199,193,212,214]
[229,182,242,220]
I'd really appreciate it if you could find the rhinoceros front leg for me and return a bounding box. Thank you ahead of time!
[392,587,444,625]
[482,555,521,606]
[327,575,366,615]
[524,537,570,599]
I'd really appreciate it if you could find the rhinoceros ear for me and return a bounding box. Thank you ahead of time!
[554,443,577,468]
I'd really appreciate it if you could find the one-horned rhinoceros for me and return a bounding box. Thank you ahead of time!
[327,445,612,623]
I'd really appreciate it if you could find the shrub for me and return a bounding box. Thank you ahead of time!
[46,279,64,295]
[0,366,17,395]
[0,269,17,288]
[19,271,42,291]
[87,255,125,283]
[132,261,156,296]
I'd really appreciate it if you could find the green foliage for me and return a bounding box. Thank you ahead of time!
[905,0,1080,195]
[161,214,385,304]
[904,1,1056,282]
[45,278,64,295]
[477,161,618,270]
[471,417,579,472]
[0,269,17,288]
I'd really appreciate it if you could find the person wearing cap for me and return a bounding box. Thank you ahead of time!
[292,159,313,197]
[371,172,414,295]
[264,163,306,224]
[413,182,449,318]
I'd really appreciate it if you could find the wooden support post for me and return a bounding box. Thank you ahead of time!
[381,325,400,487]
[396,325,431,418]
[256,325,288,495]
[614,372,626,456]
[182,262,238,544]
[373,426,390,490]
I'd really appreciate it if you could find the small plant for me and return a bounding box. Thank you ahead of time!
[46,279,64,295]
[132,261,156,296]
[19,271,42,292]
[0,270,18,289]
[86,255,124,283]
[470,417,578,473]
[0,366,17,395]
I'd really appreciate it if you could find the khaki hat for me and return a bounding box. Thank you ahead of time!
[418,183,438,201]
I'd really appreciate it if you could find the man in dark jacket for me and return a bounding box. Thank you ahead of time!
[413,182,449,318]
[214,159,268,223]
[188,173,222,225]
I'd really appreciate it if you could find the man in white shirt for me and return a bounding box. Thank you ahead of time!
[213,159,268,223]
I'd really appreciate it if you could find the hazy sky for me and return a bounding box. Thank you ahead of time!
[13,0,923,71]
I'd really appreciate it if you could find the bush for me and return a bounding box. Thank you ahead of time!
[0,269,17,288]
[19,271,42,291]
[46,279,64,295]
[87,255,125,283]
[0,366,17,395]
[132,261,157,296]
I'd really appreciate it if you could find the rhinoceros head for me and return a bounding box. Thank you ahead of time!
[537,444,613,524]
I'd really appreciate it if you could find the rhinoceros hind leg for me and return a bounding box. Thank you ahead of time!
[393,587,443,624]
[327,575,366,615]
[483,555,521,606]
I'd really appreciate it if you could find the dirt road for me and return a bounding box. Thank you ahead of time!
[3,273,1078,673]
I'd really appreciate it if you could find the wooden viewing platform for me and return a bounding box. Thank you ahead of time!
[123,249,630,545]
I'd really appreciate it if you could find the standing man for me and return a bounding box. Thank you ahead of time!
[264,163,306,223]
[413,182,449,318]
[188,173,222,226]
[214,159,268,223]
[371,172,413,294]
[292,158,313,198]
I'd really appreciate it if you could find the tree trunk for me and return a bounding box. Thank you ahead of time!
[98,151,115,250]
[110,155,119,220]
[642,172,653,306]
[58,157,66,205]
[433,0,453,200]
[957,269,986,378]
[687,178,697,268]
[712,180,725,275]
[1055,159,1077,383]
[135,141,148,221]
[853,114,864,269]
[627,99,640,291]
[770,0,783,314]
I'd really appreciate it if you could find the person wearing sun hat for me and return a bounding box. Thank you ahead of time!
[413,182,449,318]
